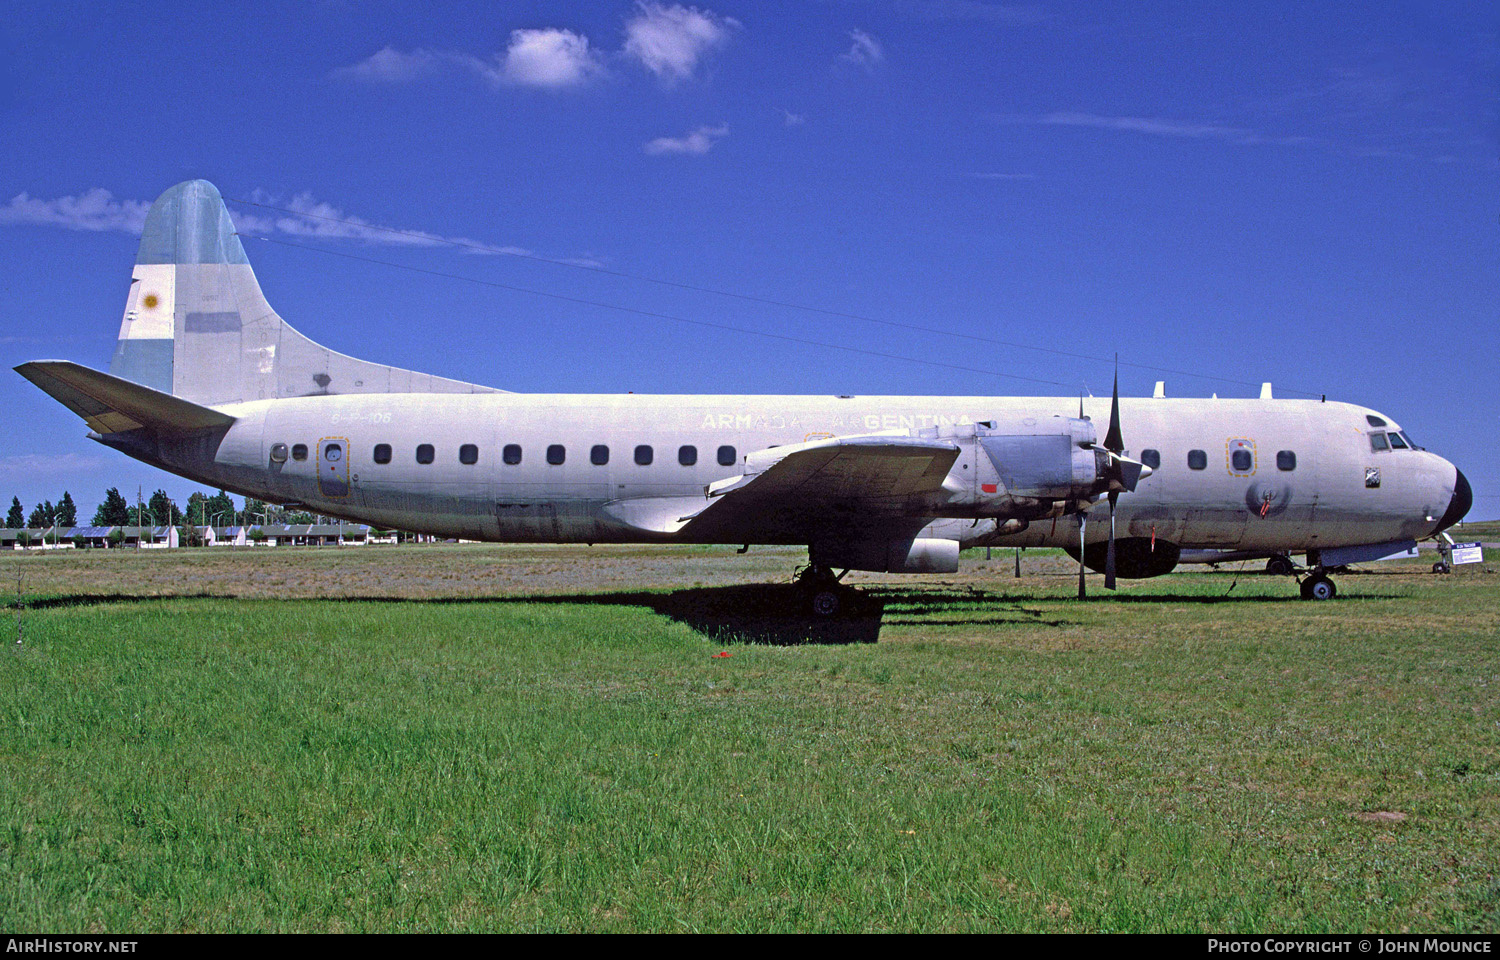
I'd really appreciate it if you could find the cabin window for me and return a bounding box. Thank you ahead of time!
[634,445,653,466]
[718,445,737,467]
[1366,414,1387,427]
[459,444,479,465]
[503,444,522,465]
[325,443,343,462]
[1141,449,1161,470]
[1387,432,1409,450]
[1187,449,1207,470]
[373,443,392,464]
[591,444,609,466]
[678,445,698,467]
[291,443,308,462]
[547,444,566,466]
[416,443,435,464]
[1230,449,1253,472]
[1276,450,1297,471]
[270,443,288,464]
[1369,432,1390,452]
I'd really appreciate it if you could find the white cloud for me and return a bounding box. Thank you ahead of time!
[500,29,604,88]
[337,5,738,92]
[337,39,602,91]
[335,46,446,84]
[0,187,532,256]
[0,453,109,478]
[623,3,739,82]
[0,189,150,233]
[240,191,531,255]
[841,29,884,70]
[782,109,807,126]
[643,123,729,155]
[1038,112,1313,146]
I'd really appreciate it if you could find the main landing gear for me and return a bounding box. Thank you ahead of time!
[1298,571,1338,601]
[1265,553,1338,600]
[797,564,853,617]
[1265,555,1296,577]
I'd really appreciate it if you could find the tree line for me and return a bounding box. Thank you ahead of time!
[6,488,324,530]
[7,492,78,529]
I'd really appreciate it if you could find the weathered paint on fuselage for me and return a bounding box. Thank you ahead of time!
[163,391,1455,554]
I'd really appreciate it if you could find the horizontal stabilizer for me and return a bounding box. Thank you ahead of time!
[15,360,235,435]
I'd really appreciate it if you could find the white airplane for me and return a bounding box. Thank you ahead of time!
[15,181,1471,614]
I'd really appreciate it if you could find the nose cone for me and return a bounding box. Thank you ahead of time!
[1434,467,1472,534]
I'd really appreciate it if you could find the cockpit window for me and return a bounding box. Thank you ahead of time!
[1369,432,1390,452]
[1387,431,1409,450]
[1398,431,1416,449]
[1366,414,1387,427]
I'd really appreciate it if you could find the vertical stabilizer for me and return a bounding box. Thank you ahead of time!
[110,180,500,405]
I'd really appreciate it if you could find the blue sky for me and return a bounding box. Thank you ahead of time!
[2,0,1497,520]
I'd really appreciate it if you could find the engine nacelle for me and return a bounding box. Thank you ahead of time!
[1065,537,1181,579]
[921,417,1106,519]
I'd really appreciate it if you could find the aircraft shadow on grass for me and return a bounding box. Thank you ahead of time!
[9,583,892,646]
[6,582,1406,647]
[519,584,1085,644]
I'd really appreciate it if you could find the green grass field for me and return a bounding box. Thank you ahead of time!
[1,544,1496,932]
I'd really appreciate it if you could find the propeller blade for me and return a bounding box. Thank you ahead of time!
[1105,491,1118,590]
[1077,513,1088,600]
[1103,360,1124,455]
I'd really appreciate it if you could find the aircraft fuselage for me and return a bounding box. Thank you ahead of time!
[129,390,1458,556]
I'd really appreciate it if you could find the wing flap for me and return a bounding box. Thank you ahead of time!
[15,360,235,435]
[680,435,959,542]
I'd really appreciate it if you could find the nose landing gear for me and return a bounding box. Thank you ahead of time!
[1432,540,1452,574]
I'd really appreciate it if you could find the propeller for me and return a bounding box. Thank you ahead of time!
[1104,367,1123,590]
[1071,369,1151,599]
[1084,361,1152,594]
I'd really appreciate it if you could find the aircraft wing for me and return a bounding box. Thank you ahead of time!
[675,434,960,544]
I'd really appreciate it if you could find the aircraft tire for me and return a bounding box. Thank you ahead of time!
[809,588,843,618]
[1301,576,1337,601]
[1432,561,1451,574]
[1266,556,1295,577]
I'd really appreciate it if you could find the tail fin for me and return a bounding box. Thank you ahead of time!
[110,180,500,405]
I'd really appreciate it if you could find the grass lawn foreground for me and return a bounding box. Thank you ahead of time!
[1,542,1496,932]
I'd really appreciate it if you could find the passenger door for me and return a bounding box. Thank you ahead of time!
[318,437,350,499]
